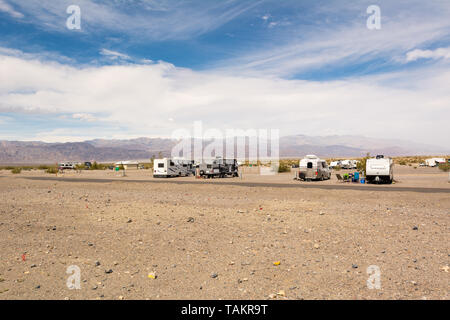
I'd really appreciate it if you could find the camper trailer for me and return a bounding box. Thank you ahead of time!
[339,160,357,169]
[366,155,394,184]
[298,155,331,181]
[329,160,342,169]
[425,158,446,167]
[198,157,239,178]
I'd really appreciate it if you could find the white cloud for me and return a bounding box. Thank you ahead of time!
[214,1,450,77]
[0,0,24,18]
[72,113,97,122]
[7,0,262,40]
[100,49,131,61]
[0,49,449,145]
[406,47,450,62]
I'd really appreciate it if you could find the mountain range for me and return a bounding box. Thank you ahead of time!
[0,135,448,164]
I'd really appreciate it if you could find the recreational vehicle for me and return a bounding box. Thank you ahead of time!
[198,157,239,178]
[298,155,331,181]
[366,155,394,184]
[425,158,446,167]
[153,158,194,178]
[329,160,342,169]
[340,160,357,169]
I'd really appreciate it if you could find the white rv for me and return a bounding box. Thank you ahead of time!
[340,160,358,169]
[153,158,194,178]
[298,155,331,181]
[329,160,342,169]
[425,158,446,167]
[366,155,394,184]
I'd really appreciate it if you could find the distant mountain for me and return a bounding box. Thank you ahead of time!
[0,135,448,164]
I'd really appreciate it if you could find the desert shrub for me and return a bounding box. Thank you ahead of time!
[356,153,371,174]
[38,165,51,170]
[438,162,450,172]
[398,160,407,165]
[46,167,58,174]
[11,167,22,174]
[333,166,341,171]
[278,162,291,173]
[89,162,106,170]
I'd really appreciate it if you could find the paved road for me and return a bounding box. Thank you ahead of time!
[22,176,450,193]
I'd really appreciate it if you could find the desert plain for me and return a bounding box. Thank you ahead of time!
[0,165,449,300]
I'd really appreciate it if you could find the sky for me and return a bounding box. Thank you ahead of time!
[0,0,449,145]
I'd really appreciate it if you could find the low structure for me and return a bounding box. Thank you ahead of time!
[115,161,139,170]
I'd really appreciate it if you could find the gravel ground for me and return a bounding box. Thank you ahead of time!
[0,168,449,300]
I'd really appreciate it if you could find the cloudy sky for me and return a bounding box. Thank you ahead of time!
[0,0,449,145]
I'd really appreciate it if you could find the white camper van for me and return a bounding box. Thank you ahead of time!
[366,155,394,184]
[153,158,194,178]
[298,155,331,181]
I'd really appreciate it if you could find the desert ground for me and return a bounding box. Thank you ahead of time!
[0,166,449,300]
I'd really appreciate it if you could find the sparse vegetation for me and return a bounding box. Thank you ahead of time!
[438,162,450,172]
[356,153,371,175]
[46,167,58,174]
[277,161,291,173]
[11,167,22,174]
[333,166,342,171]
[89,162,107,170]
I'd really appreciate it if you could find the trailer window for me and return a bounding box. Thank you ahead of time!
[158,163,164,168]
[307,162,313,169]
[207,165,212,168]
[170,161,175,166]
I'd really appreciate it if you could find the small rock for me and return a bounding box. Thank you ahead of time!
[313,244,320,249]
[187,217,195,223]
[210,272,218,279]
[105,269,113,274]
[277,290,286,297]
[352,264,358,269]
[30,264,37,268]
[127,219,132,223]
[95,261,101,267]
[412,226,418,230]
[268,293,276,299]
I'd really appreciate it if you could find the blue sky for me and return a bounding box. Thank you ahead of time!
[0,0,449,145]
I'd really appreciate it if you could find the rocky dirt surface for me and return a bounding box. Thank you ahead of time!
[0,169,449,300]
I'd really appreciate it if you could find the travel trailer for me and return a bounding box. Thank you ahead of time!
[153,158,194,178]
[329,160,342,169]
[366,155,394,184]
[340,159,358,169]
[198,157,239,178]
[425,158,446,167]
[298,155,331,181]
[58,162,76,170]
